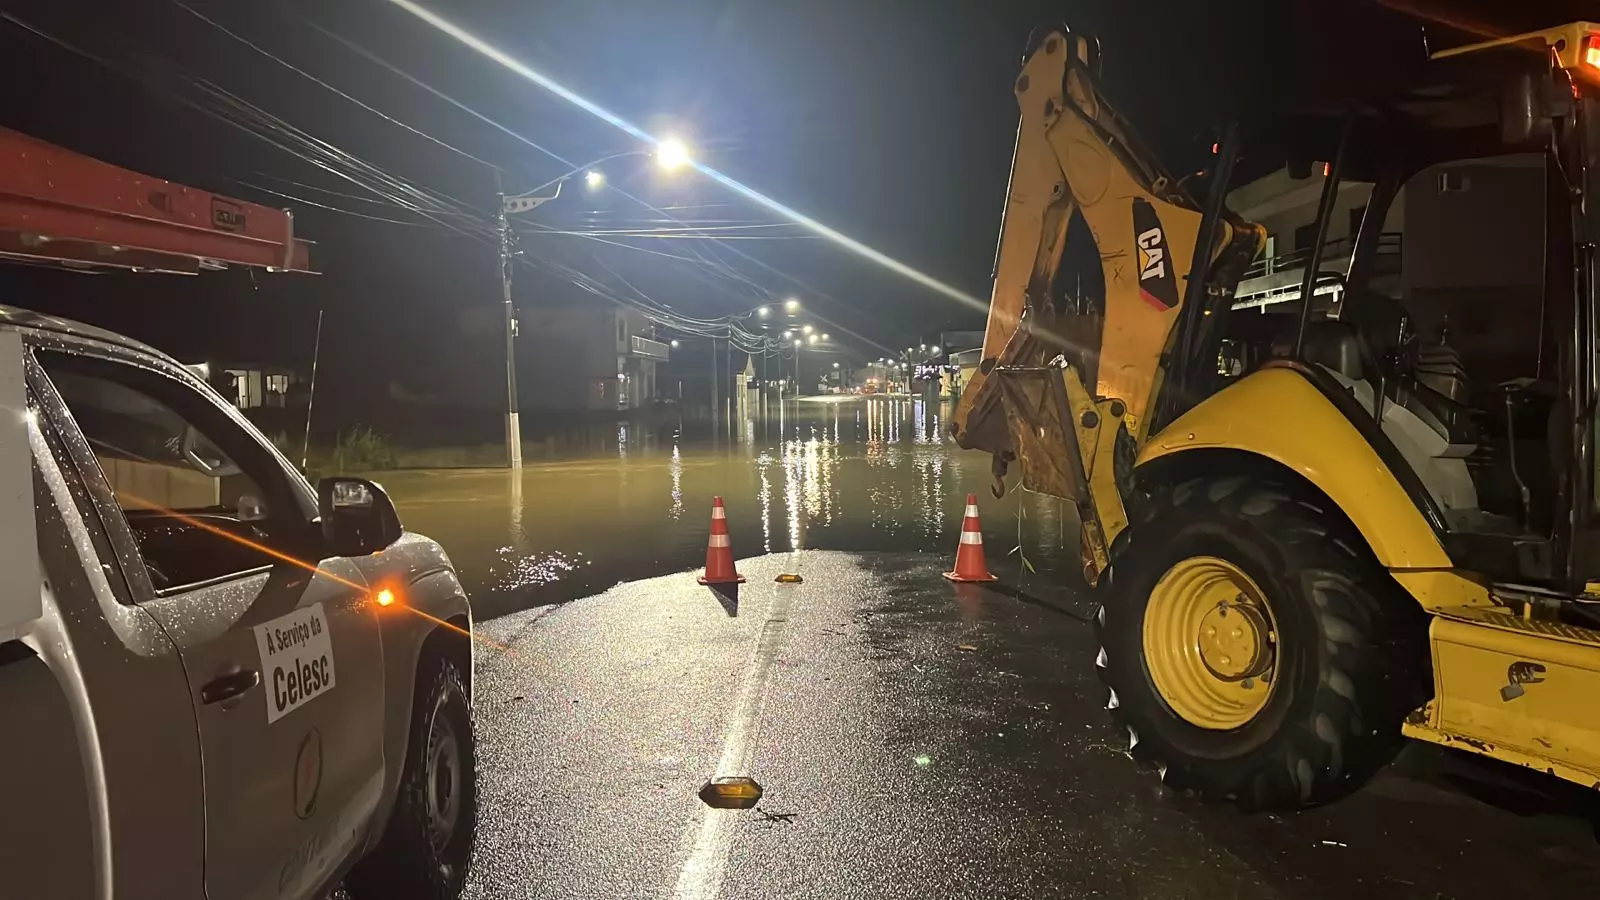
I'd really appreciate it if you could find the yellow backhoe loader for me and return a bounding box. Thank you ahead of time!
[953,22,1600,808]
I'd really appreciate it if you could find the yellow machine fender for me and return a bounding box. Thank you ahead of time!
[1136,365,1451,571]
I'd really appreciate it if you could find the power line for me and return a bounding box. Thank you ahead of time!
[168,0,502,171]
[230,180,441,227]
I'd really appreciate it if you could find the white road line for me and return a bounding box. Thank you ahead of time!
[670,590,794,900]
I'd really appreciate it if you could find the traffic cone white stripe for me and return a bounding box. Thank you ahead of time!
[959,531,984,545]
[965,504,980,517]
[708,534,730,548]
[711,507,726,520]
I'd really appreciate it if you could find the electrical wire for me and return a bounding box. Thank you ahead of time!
[2,7,876,355]
[168,0,503,171]
[231,180,441,226]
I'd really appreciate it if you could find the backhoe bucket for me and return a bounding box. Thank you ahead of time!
[989,360,1121,582]
[990,365,1089,505]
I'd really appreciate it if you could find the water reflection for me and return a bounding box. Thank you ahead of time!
[668,440,683,519]
[384,397,1076,619]
[757,454,774,554]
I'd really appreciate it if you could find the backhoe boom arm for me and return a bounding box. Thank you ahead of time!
[951,28,1262,580]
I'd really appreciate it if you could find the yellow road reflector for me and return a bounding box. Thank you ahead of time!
[697,776,764,809]
[775,573,804,584]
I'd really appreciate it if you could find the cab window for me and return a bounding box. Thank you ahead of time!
[38,350,305,593]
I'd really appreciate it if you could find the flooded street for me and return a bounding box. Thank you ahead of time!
[366,400,1600,900]
[381,396,1081,620]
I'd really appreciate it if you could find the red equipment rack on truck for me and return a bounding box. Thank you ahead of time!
[0,127,312,274]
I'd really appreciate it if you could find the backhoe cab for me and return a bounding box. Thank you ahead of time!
[955,22,1600,807]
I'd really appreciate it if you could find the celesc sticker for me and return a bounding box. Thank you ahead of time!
[255,604,337,724]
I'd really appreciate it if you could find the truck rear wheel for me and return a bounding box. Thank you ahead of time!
[1095,474,1425,810]
[346,651,477,900]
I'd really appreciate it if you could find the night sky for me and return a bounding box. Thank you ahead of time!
[0,0,1584,419]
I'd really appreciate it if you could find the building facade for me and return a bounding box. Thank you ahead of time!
[1227,155,1547,386]
[517,302,669,411]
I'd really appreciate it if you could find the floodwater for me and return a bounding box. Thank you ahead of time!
[380,396,1082,619]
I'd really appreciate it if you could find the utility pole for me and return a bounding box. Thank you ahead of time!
[709,336,719,431]
[496,170,522,469]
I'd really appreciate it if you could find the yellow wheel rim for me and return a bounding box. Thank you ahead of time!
[1143,556,1278,730]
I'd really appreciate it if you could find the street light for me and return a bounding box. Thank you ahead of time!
[757,306,770,318]
[802,325,815,335]
[496,146,692,468]
[656,137,691,171]
[808,334,819,345]
[794,339,802,347]
[670,339,681,348]
[929,345,940,355]
[784,298,800,313]
[821,333,831,341]
[783,330,793,339]
[832,362,840,368]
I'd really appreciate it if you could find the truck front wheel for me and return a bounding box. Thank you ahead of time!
[347,651,477,899]
[1095,475,1425,810]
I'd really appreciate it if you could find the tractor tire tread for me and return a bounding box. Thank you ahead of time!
[1093,475,1426,811]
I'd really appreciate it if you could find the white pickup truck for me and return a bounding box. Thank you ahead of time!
[0,308,477,900]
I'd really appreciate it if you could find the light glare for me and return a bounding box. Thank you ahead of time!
[656,137,691,171]
[385,0,986,313]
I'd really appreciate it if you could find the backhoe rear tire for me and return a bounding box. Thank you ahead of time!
[1094,474,1426,810]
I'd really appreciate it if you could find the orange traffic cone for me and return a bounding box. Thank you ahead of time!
[698,496,746,585]
[944,493,998,583]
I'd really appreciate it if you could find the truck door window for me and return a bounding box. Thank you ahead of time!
[38,351,301,592]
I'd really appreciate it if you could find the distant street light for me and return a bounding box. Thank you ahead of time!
[929,345,941,355]
[757,306,770,318]
[808,334,819,345]
[832,362,840,369]
[656,137,691,171]
[784,298,800,313]
[906,347,915,354]
[783,330,793,339]
[821,333,831,341]
[920,343,927,351]
[584,169,604,190]
[670,339,681,348]
[802,325,815,335]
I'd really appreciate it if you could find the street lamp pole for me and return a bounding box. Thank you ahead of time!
[710,335,719,432]
[494,142,690,467]
[495,169,522,469]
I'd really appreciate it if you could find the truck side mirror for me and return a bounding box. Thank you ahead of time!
[318,477,403,557]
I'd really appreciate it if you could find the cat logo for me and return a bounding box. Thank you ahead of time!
[1132,198,1178,310]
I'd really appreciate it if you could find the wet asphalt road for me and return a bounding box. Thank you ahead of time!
[464,550,1600,900]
